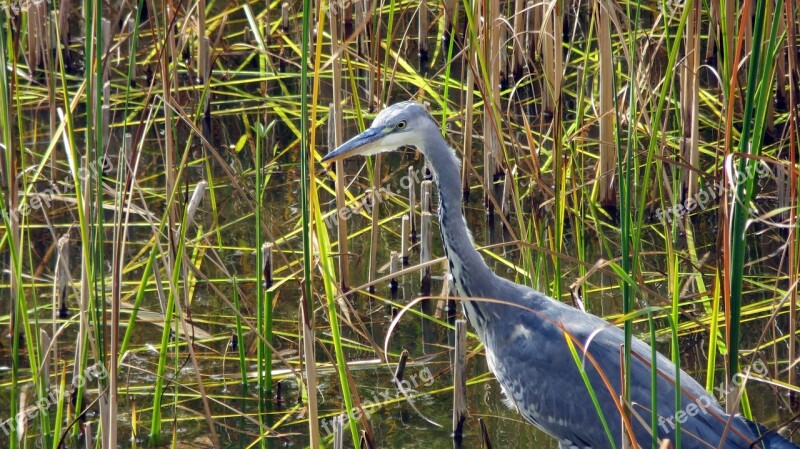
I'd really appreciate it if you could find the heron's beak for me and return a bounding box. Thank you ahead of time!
[321,126,391,164]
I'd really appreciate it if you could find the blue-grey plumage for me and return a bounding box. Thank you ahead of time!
[322,101,799,449]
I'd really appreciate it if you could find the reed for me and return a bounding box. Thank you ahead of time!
[1,0,799,446]
[256,121,273,449]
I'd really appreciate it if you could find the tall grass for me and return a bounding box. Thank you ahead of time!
[1,0,799,448]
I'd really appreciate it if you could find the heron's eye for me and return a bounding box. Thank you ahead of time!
[396,120,407,129]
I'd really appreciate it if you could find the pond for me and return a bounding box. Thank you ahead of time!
[0,0,798,448]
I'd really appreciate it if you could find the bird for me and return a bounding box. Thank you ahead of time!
[321,101,799,449]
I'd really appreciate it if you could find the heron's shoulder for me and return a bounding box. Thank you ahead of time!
[511,283,609,325]
[510,284,636,353]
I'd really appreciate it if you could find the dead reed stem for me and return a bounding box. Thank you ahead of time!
[331,13,350,289]
[680,0,700,201]
[784,0,799,393]
[301,297,321,448]
[368,156,382,291]
[452,319,467,437]
[596,0,615,206]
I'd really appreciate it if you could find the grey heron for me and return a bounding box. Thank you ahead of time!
[321,101,798,449]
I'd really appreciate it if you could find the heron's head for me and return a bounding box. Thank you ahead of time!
[321,102,438,164]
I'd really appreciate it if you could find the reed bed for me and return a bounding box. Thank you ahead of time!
[0,0,798,448]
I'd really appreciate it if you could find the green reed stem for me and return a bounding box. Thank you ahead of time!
[632,1,692,287]
[300,1,324,447]
[648,313,658,449]
[147,109,195,444]
[0,8,20,448]
[564,334,617,449]
[255,121,273,448]
[313,4,361,444]
[610,21,632,425]
[728,0,784,385]
[233,278,249,447]
[299,0,313,353]
[149,214,190,445]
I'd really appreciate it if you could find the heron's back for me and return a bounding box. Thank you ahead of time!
[466,277,790,449]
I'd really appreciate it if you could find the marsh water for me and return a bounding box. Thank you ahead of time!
[1,1,798,448]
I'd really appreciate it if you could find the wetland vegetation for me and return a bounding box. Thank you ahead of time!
[0,0,799,447]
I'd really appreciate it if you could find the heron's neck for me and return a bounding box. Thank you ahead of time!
[423,136,496,295]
